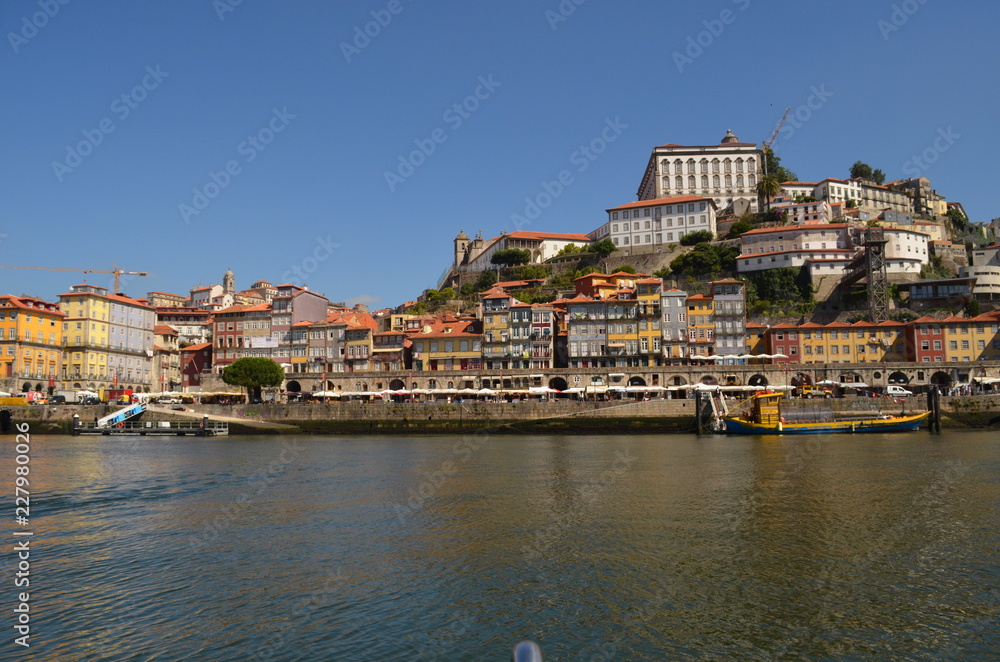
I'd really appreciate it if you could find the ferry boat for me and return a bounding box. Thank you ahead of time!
[721,391,930,435]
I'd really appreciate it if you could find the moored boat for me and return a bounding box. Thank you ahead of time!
[722,391,930,435]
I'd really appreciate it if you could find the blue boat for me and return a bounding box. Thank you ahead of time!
[723,391,930,435]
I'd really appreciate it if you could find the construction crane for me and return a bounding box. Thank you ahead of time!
[760,106,791,211]
[0,263,148,294]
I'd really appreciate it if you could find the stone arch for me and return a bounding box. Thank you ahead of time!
[286,380,301,392]
[930,371,951,387]
[748,374,768,387]
[389,379,405,390]
[549,377,568,391]
[628,376,647,386]
[887,371,909,384]
[73,382,82,389]
[21,382,31,392]
[724,374,741,386]
[671,375,688,386]
[502,378,512,389]
[791,372,813,387]
[700,375,718,385]
[447,381,455,389]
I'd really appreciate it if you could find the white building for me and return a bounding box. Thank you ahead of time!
[604,196,717,251]
[960,243,1000,300]
[882,227,930,274]
[738,223,853,273]
[636,130,762,215]
[771,199,834,224]
[458,230,596,272]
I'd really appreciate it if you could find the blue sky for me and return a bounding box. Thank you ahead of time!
[2,0,997,308]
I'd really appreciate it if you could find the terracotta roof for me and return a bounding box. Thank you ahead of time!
[606,195,709,212]
[0,294,66,316]
[154,325,178,335]
[741,223,850,237]
[504,230,593,242]
[181,342,212,352]
[739,248,853,259]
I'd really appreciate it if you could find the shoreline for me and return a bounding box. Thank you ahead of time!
[5,395,998,435]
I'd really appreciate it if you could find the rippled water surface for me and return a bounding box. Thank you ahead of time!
[7,431,999,660]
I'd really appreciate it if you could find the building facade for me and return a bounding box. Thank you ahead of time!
[0,295,65,391]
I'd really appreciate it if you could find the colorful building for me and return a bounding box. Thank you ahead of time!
[0,294,65,391]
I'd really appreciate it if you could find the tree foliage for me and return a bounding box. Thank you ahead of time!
[491,248,531,268]
[762,149,797,182]
[727,220,753,238]
[473,269,499,291]
[616,265,637,274]
[222,358,285,401]
[556,243,585,256]
[871,168,886,185]
[756,174,782,208]
[679,230,714,246]
[588,239,617,258]
[850,161,873,180]
[669,244,739,277]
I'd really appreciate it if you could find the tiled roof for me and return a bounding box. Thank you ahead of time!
[606,195,708,212]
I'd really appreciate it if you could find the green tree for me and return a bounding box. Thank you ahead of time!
[871,168,886,185]
[756,174,782,210]
[588,239,617,258]
[846,199,857,209]
[850,161,873,181]
[679,230,714,246]
[762,149,797,182]
[727,220,752,239]
[616,265,637,274]
[222,357,285,402]
[473,269,499,291]
[556,243,583,256]
[491,248,531,269]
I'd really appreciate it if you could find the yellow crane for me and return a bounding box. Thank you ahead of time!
[0,263,148,294]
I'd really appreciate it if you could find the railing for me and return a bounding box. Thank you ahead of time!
[75,420,228,434]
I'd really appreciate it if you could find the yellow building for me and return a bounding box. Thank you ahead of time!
[409,318,482,372]
[686,294,715,357]
[0,295,65,391]
[636,278,663,366]
[59,285,111,385]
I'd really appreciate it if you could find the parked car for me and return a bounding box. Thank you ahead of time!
[49,395,67,405]
[171,404,186,411]
[886,385,913,397]
[80,396,102,405]
[799,385,833,399]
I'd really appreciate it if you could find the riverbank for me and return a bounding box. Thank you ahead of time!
[5,394,999,435]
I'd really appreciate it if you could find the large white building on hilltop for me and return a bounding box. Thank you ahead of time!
[636,130,763,215]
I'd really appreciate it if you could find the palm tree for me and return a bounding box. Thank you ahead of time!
[756,175,782,212]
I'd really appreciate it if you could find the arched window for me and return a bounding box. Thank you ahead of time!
[673,159,682,174]
[724,159,732,172]
[700,158,709,173]
[675,176,683,189]
[725,174,732,186]
[712,175,720,188]
[748,174,756,187]
[712,159,720,173]
[736,158,744,172]
[747,158,756,173]
[687,175,696,188]
[736,174,744,187]
[700,175,708,188]
[662,176,670,190]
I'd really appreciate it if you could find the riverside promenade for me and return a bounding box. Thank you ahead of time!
[8,393,1000,435]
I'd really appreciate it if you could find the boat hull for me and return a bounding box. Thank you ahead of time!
[723,411,930,435]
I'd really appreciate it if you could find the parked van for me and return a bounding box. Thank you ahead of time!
[886,385,913,397]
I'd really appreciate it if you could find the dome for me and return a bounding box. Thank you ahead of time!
[455,229,470,240]
[721,129,739,144]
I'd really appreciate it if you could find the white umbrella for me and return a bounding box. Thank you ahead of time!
[771,353,789,359]
[528,386,559,394]
[0,391,10,397]
[312,391,341,397]
[562,387,584,394]
[457,388,480,395]
[476,388,496,395]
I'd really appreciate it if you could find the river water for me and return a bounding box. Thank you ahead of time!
[6,431,999,661]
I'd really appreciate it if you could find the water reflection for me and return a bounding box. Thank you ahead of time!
[5,432,996,661]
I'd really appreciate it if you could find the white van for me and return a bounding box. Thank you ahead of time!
[886,385,913,397]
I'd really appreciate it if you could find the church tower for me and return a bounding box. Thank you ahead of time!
[223,268,235,294]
